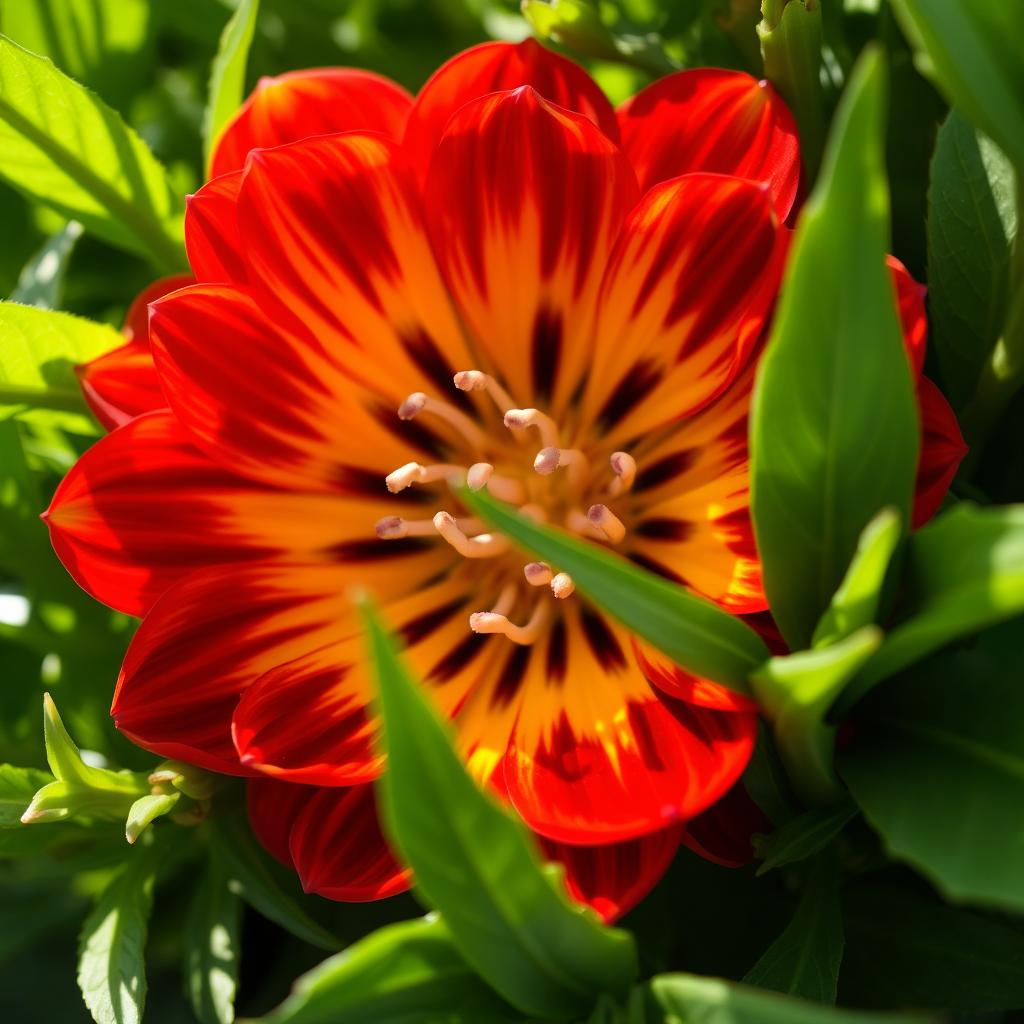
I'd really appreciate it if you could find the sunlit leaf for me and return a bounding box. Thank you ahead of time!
[754,804,858,876]
[185,859,242,1024]
[9,220,81,309]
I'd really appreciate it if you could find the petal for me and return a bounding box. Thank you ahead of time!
[913,376,967,528]
[888,255,927,377]
[500,606,758,844]
[677,780,770,868]
[42,410,362,617]
[185,172,245,284]
[617,68,800,218]
[112,557,445,773]
[424,86,638,415]
[539,825,683,923]
[625,365,766,613]
[404,39,618,183]
[236,133,473,406]
[288,783,411,901]
[150,282,454,492]
[246,776,311,867]
[78,274,193,431]
[210,68,413,178]
[581,174,784,443]
[634,638,759,714]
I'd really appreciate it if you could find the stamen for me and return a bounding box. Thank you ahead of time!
[377,515,481,539]
[491,582,517,617]
[470,600,551,645]
[466,462,528,503]
[433,511,510,558]
[588,504,626,544]
[386,461,464,493]
[550,572,575,599]
[524,562,553,586]
[454,370,518,416]
[534,446,588,489]
[398,391,487,450]
[567,509,605,539]
[503,407,559,448]
[609,452,637,496]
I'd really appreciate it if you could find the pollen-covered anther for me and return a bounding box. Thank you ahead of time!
[469,601,551,645]
[609,451,637,496]
[453,369,518,415]
[588,504,626,544]
[466,462,527,503]
[432,510,510,558]
[503,407,559,448]
[385,461,464,494]
[524,561,553,586]
[397,391,487,450]
[550,572,575,599]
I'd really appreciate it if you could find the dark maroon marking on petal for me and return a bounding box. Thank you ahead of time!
[628,551,688,587]
[531,305,563,404]
[333,463,425,503]
[427,631,487,683]
[634,449,698,493]
[597,358,661,430]
[626,702,667,771]
[401,597,467,646]
[493,643,530,708]
[635,518,696,542]
[399,324,458,397]
[332,537,433,562]
[580,607,627,672]
[546,617,567,685]
[369,399,449,460]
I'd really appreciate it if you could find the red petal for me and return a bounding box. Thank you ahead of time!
[185,172,245,283]
[913,376,967,528]
[504,689,758,845]
[678,781,770,868]
[210,68,413,178]
[404,39,618,184]
[888,255,927,377]
[581,174,784,442]
[43,411,355,617]
[634,639,759,714]
[618,69,800,218]
[288,783,411,901]
[233,647,380,786]
[539,825,683,923]
[246,776,311,867]
[424,86,637,416]
[235,133,472,406]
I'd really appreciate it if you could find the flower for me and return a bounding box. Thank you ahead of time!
[45,41,965,921]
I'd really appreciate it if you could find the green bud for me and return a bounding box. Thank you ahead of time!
[126,791,182,844]
[148,760,217,801]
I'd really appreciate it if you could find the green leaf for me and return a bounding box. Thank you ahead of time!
[751,627,882,805]
[754,804,858,876]
[840,618,1024,913]
[0,301,123,428]
[0,762,50,826]
[750,46,919,650]
[203,0,259,177]
[77,839,160,1024]
[811,509,901,650]
[258,916,524,1024]
[0,34,186,271]
[926,109,1017,409]
[125,791,179,845]
[648,973,929,1023]
[185,859,242,1024]
[361,596,638,1019]
[207,806,340,952]
[744,851,844,1003]
[841,883,1024,1011]
[9,220,81,309]
[835,503,1024,714]
[463,488,767,693]
[889,0,1024,172]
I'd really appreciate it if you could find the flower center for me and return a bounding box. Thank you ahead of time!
[375,370,638,645]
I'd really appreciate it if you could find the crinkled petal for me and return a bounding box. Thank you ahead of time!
[618,68,800,218]
[913,375,967,528]
[210,67,413,177]
[185,172,245,284]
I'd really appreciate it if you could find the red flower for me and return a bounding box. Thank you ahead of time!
[48,41,965,922]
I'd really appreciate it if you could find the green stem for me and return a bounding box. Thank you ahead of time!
[0,385,89,414]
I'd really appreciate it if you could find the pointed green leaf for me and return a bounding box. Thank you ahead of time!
[10,219,81,309]
[0,34,185,270]
[463,487,766,693]
[185,859,242,1024]
[744,851,844,1003]
[0,762,51,826]
[890,0,1024,172]
[258,916,524,1024]
[203,0,260,177]
[811,508,900,649]
[125,792,180,845]
[750,47,919,649]
[754,803,858,876]
[77,839,160,1024]
[835,502,1024,715]
[361,596,638,1019]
